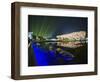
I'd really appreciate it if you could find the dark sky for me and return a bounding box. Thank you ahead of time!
[28,15,87,38]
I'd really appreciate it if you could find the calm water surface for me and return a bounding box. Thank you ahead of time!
[28,41,87,66]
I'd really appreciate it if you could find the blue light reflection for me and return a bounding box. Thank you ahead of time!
[32,42,74,66]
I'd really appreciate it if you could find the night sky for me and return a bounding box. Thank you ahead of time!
[28,15,87,38]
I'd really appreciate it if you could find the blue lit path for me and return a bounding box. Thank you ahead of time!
[32,42,74,66]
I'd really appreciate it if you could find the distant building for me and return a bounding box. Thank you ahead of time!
[57,31,86,41]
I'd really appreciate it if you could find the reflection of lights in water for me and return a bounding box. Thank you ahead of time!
[36,43,40,46]
[56,48,62,52]
[32,42,74,66]
[32,42,49,66]
[57,41,84,48]
[49,46,53,51]
[56,47,74,59]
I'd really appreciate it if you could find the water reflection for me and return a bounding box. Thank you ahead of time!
[29,41,87,66]
[57,41,86,48]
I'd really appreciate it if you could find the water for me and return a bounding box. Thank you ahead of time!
[28,41,87,66]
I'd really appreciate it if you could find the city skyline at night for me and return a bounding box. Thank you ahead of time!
[28,15,88,66]
[28,15,87,39]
